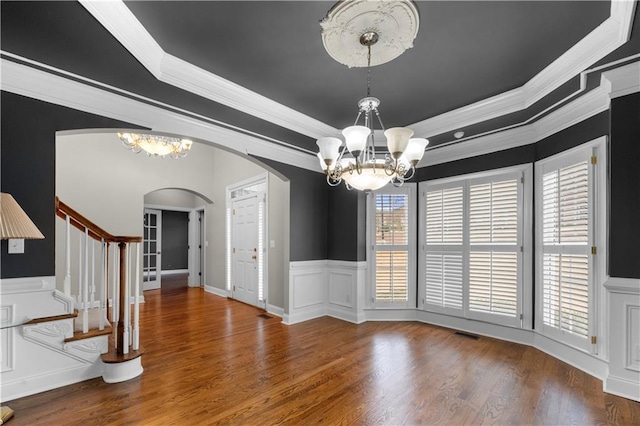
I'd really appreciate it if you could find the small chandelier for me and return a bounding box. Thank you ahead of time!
[118,132,193,159]
[316,1,427,191]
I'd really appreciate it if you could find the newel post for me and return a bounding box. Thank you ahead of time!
[117,241,127,355]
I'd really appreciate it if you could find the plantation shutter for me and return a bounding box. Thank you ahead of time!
[424,185,464,311]
[468,177,521,323]
[541,160,591,339]
[373,190,411,304]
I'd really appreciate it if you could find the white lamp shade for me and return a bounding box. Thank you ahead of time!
[384,127,414,159]
[403,138,429,164]
[316,137,342,165]
[317,153,328,171]
[340,160,392,191]
[342,125,370,156]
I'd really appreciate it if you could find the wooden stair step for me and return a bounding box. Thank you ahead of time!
[101,345,145,364]
[65,324,112,343]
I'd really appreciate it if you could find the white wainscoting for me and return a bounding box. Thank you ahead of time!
[285,260,367,325]
[0,276,105,402]
[604,276,640,401]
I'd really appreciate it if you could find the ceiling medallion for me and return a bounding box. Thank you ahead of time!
[316,1,427,192]
[320,0,420,68]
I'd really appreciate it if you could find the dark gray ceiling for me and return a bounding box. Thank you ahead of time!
[125,1,609,128]
[3,0,634,154]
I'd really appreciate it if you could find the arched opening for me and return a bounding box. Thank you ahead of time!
[55,130,289,312]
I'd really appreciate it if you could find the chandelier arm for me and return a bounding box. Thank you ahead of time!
[353,110,363,127]
[402,165,416,181]
[373,108,386,132]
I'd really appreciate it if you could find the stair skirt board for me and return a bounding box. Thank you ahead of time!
[102,357,144,383]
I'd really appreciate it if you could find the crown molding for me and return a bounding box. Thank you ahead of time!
[380,1,637,139]
[78,0,164,79]
[0,58,318,173]
[79,0,336,140]
[421,76,614,167]
[80,1,635,143]
[601,60,640,98]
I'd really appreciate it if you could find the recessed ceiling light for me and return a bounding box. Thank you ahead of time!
[454,131,465,139]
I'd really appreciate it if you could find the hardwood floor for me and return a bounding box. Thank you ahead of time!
[7,286,640,425]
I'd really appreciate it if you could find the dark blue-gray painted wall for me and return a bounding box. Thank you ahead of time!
[161,210,189,270]
[0,92,141,279]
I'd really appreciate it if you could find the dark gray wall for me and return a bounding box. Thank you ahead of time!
[0,92,141,279]
[327,186,367,262]
[609,93,640,279]
[161,210,189,270]
[256,158,329,261]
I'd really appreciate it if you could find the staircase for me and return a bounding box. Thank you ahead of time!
[0,198,144,401]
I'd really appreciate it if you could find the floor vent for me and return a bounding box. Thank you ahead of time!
[257,313,273,319]
[454,331,479,340]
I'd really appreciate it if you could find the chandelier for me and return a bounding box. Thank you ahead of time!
[118,132,193,159]
[316,0,427,191]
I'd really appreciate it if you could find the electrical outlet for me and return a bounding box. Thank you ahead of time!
[8,238,24,254]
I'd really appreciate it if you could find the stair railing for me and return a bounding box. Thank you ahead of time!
[56,197,143,355]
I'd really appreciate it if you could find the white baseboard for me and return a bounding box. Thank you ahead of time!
[282,304,325,325]
[605,374,640,402]
[204,285,228,298]
[2,361,104,402]
[266,304,284,318]
[161,269,189,276]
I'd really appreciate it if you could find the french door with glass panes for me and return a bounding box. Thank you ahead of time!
[143,208,161,290]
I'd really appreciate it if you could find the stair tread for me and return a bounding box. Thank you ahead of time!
[65,324,112,342]
[101,345,145,363]
[24,311,78,325]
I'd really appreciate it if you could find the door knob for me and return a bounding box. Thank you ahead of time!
[252,255,257,260]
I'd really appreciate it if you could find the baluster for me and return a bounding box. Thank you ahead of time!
[83,228,89,334]
[64,215,71,296]
[99,239,106,331]
[78,233,82,308]
[133,242,140,351]
[113,243,119,349]
[119,242,130,355]
[90,237,96,310]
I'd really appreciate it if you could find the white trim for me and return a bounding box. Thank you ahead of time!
[605,375,640,402]
[0,276,56,294]
[161,269,189,276]
[226,173,269,308]
[266,304,284,319]
[102,357,144,384]
[418,164,533,329]
[78,0,163,79]
[79,0,336,140]
[411,2,635,138]
[0,58,319,172]
[604,277,640,294]
[534,136,607,354]
[601,61,640,99]
[204,285,228,298]
[80,0,634,145]
[367,184,417,309]
[1,362,105,402]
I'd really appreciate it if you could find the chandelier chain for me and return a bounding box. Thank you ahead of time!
[366,45,372,98]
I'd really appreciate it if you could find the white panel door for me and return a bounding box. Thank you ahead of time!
[232,196,259,307]
[143,208,162,291]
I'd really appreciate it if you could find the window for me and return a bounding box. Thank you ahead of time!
[369,184,416,307]
[535,138,605,353]
[419,166,531,328]
[423,185,464,311]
